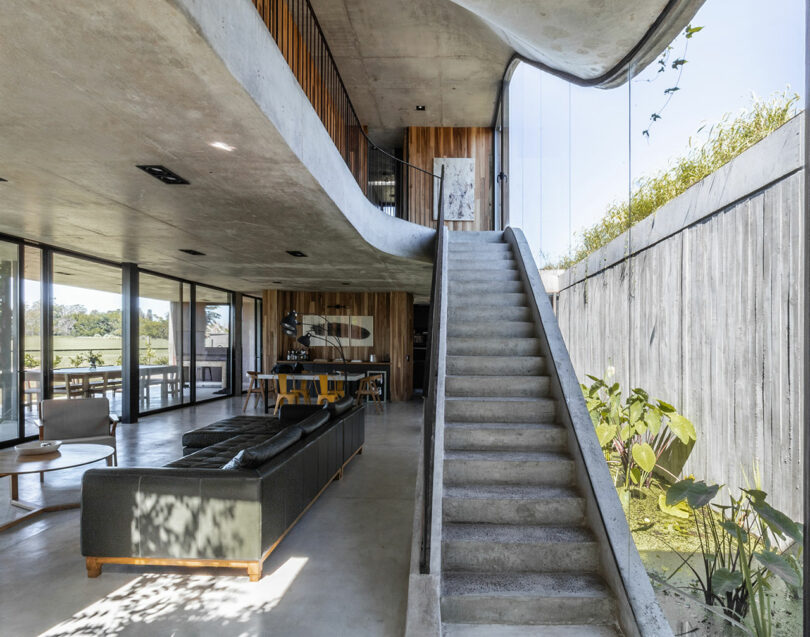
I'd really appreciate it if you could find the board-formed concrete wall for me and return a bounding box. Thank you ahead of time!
[556,115,804,520]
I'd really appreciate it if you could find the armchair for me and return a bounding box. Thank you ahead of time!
[38,398,119,468]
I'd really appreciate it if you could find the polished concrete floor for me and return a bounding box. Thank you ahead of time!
[0,396,422,636]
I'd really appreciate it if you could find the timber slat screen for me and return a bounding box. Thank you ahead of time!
[252,0,367,189]
[251,0,439,221]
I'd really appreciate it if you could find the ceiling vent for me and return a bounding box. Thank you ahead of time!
[286,250,307,258]
[137,165,189,185]
[179,249,205,256]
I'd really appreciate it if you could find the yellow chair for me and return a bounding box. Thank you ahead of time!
[273,374,307,415]
[316,374,342,405]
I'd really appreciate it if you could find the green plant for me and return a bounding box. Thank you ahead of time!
[23,353,39,369]
[582,374,696,496]
[68,352,85,368]
[86,350,104,368]
[551,91,801,269]
[53,354,63,368]
[662,479,803,635]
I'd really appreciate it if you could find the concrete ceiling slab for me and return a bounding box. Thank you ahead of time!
[0,0,434,296]
[310,0,704,146]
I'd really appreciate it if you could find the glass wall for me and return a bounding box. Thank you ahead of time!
[0,240,19,444]
[195,286,232,401]
[23,246,41,436]
[139,273,184,412]
[51,254,123,409]
[507,0,805,632]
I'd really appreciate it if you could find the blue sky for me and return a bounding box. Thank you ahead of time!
[510,0,806,265]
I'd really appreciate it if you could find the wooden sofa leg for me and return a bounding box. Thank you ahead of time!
[247,563,262,582]
[86,558,102,578]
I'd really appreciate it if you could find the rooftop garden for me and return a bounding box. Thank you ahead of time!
[553,91,801,270]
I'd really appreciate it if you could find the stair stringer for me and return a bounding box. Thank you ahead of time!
[504,226,673,637]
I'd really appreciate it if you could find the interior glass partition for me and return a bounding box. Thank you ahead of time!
[138,273,184,412]
[23,246,42,436]
[51,254,122,410]
[0,240,20,445]
[194,286,231,401]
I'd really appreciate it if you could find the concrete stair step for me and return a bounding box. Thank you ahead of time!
[444,421,565,451]
[449,240,511,251]
[445,396,556,423]
[449,292,527,308]
[443,623,620,636]
[445,375,549,398]
[447,338,542,357]
[444,449,574,486]
[443,485,585,525]
[442,523,598,573]
[449,231,505,243]
[447,321,536,339]
[447,355,546,376]
[449,280,524,294]
[449,259,518,271]
[449,306,532,322]
[450,269,520,282]
[441,572,616,626]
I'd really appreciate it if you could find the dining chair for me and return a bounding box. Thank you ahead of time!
[242,371,266,411]
[355,374,383,414]
[315,374,341,405]
[273,374,307,415]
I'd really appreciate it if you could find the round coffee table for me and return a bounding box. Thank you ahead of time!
[0,443,115,531]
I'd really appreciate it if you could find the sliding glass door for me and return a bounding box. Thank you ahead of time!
[194,286,232,401]
[0,240,20,445]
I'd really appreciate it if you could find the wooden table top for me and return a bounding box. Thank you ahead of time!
[0,444,114,475]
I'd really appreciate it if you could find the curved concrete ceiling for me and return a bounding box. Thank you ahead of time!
[0,0,434,296]
[449,0,706,87]
[311,0,704,145]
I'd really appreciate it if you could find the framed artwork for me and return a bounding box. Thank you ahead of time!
[433,157,475,221]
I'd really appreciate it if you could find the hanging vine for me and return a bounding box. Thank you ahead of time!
[641,24,703,139]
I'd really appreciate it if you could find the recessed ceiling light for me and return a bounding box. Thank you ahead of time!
[286,250,307,258]
[415,105,426,111]
[272,281,282,284]
[137,165,189,185]
[55,271,73,276]
[341,282,351,286]
[179,249,205,256]
[209,141,236,152]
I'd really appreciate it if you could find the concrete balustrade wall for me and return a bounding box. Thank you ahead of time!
[553,115,805,520]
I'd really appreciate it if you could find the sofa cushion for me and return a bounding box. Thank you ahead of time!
[298,409,330,435]
[223,426,304,470]
[181,416,283,450]
[278,404,326,425]
[327,395,354,418]
[166,432,272,469]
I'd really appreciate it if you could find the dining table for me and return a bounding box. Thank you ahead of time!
[256,372,366,413]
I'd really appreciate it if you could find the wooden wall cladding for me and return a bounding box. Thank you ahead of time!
[251,0,367,189]
[262,289,414,401]
[404,127,494,231]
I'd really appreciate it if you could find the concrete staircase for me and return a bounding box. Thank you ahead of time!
[440,231,620,636]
